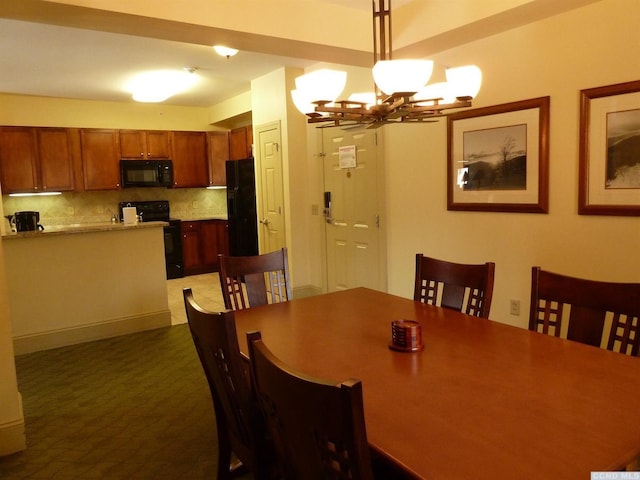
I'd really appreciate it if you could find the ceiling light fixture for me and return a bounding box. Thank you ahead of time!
[292,0,482,127]
[129,68,199,103]
[213,45,239,59]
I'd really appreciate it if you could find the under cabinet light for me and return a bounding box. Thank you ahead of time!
[9,192,62,197]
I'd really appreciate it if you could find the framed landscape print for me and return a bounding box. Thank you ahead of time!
[579,80,640,216]
[447,97,550,213]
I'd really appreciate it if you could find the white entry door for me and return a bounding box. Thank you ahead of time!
[256,122,285,254]
[322,128,385,292]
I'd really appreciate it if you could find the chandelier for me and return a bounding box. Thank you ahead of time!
[291,0,482,128]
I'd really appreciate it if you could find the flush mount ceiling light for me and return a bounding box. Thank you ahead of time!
[213,45,239,59]
[292,0,482,128]
[129,68,199,103]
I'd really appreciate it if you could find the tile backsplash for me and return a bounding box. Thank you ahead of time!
[2,187,227,228]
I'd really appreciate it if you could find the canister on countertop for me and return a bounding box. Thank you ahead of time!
[122,207,137,224]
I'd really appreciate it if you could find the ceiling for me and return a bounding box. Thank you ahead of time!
[0,0,600,109]
[0,0,384,108]
[0,18,319,108]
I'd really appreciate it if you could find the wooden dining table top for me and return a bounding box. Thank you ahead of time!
[234,287,640,480]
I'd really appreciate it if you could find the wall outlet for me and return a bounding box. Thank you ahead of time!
[510,299,521,316]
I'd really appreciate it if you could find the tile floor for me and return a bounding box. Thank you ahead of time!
[167,272,227,325]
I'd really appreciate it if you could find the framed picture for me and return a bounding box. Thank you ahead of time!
[447,97,550,213]
[579,80,640,216]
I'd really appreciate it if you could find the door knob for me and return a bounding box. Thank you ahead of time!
[259,218,270,225]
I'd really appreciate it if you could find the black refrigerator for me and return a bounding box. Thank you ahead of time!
[226,158,259,257]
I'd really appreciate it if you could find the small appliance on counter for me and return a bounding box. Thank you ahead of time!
[6,211,44,232]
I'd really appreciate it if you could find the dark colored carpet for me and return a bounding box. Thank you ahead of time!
[0,325,249,479]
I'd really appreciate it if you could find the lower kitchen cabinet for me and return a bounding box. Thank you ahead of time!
[181,219,229,276]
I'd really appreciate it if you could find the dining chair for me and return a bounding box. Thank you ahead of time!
[219,248,292,310]
[246,330,375,480]
[183,288,280,480]
[529,267,640,355]
[413,253,495,318]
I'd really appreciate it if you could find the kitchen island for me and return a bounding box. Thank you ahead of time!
[3,221,170,354]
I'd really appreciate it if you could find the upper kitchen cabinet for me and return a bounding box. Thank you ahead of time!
[229,126,253,160]
[171,131,208,188]
[119,130,170,159]
[80,129,121,190]
[0,126,76,194]
[207,131,229,187]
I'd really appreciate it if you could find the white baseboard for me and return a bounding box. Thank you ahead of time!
[0,416,26,457]
[292,284,323,299]
[13,310,172,355]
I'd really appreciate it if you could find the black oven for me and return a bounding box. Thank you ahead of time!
[118,200,183,279]
[163,219,183,279]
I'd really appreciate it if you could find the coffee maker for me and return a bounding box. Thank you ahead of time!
[7,211,44,232]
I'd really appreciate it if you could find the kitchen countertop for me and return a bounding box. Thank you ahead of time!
[1,221,168,240]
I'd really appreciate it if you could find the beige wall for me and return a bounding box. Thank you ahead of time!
[250,67,316,291]
[0,93,213,130]
[383,0,640,327]
[0,214,25,455]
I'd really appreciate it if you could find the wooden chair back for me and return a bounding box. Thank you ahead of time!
[529,267,640,356]
[413,254,495,318]
[219,248,292,310]
[183,289,278,480]
[247,331,375,480]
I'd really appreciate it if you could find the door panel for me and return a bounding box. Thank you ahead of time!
[323,128,384,292]
[257,123,285,254]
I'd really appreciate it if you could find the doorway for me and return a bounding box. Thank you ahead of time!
[321,127,386,292]
[255,121,285,254]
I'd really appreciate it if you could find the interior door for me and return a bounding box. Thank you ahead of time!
[256,122,285,253]
[322,128,385,292]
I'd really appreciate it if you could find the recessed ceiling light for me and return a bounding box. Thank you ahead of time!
[213,45,239,58]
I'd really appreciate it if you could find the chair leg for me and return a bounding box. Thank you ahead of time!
[216,430,233,480]
[229,455,248,478]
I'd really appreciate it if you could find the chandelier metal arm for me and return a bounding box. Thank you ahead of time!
[308,95,474,126]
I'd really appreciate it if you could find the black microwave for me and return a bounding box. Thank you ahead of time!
[120,160,174,188]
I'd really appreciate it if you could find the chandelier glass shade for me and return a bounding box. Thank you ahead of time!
[372,59,434,96]
[292,1,481,127]
[294,69,347,103]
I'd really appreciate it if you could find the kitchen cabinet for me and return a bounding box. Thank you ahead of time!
[181,219,229,275]
[119,130,170,159]
[0,126,76,193]
[229,125,253,160]
[171,131,208,188]
[80,129,121,190]
[207,131,229,186]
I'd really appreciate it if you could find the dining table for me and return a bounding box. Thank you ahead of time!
[234,287,640,479]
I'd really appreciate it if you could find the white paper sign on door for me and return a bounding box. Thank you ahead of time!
[339,145,357,169]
